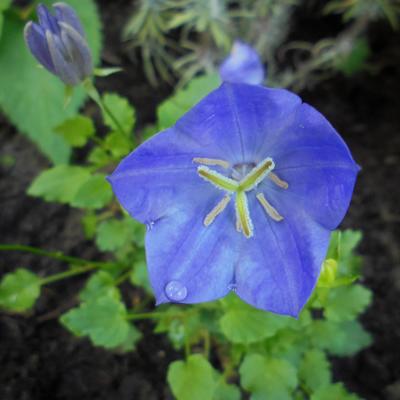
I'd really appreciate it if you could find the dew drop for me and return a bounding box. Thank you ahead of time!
[165,280,188,301]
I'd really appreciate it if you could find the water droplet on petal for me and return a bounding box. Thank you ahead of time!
[165,280,188,301]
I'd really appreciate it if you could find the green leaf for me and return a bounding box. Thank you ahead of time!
[213,380,241,400]
[54,115,95,147]
[0,268,41,312]
[310,320,372,356]
[94,67,123,77]
[324,285,372,321]
[104,131,133,158]
[81,211,98,239]
[167,354,217,400]
[240,354,297,400]
[311,383,361,400]
[118,325,142,352]
[0,0,11,10]
[220,294,290,344]
[299,350,331,392]
[0,13,4,41]
[327,230,363,277]
[60,296,130,349]
[157,74,220,129]
[130,259,152,294]
[28,165,91,204]
[0,0,10,40]
[0,0,102,163]
[95,218,137,252]
[79,271,120,302]
[102,93,136,133]
[88,147,111,166]
[71,173,113,209]
[220,308,290,344]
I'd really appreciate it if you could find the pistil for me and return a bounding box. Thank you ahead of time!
[195,156,287,238]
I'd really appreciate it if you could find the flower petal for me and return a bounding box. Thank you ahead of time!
[24,22,56,73]
[108,127,220,224]
[59,22,92,79]
[235,195,331,316]
[219,41,265,85]
[145,194,240,304]
[54,2,85,36]
[175,83,300,164]
[37,4,60,34]
[46,30,81,85]
[266,103,359,229]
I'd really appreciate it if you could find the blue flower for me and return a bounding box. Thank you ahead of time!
[109,83,359,316]
[24,2,92,86]
[219,41,265,85]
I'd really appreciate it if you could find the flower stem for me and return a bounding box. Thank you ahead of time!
[0,244,108,267]
[126,311,166,320]
[83,79,129,139]
[40,264,96,285]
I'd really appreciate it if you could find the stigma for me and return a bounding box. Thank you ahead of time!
[195,156,289,238]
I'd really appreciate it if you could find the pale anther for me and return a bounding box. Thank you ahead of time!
[268,172,289,189]
[193,157,230,169]
[256,193,284,222]
[204,195,231,226]
[236,217,242,233]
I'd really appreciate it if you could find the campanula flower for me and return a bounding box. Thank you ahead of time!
[109,81,359,316]
[219,41,265,85]
[24,2,92,86]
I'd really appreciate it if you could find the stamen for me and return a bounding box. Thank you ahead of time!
[239,158,275,192]
[193,157,230,169]
[256,193,284,222]
[204,195,231,226]
[198,166,239,193]
[235,191,253,238]
[236,217,242,232]
[268,172,289,189]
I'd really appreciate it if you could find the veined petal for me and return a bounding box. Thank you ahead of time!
[235,195,331,316]
[265,103,359,229]
[175,83,300,164]
[108,127,218,224]
[24,22,56,74]
[54,2,85,36]
[145,195,240,304]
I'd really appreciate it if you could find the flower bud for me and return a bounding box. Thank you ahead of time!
[219,41,265,85]
[24,2,92,86]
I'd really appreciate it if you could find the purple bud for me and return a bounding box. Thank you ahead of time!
[24,2,92,86]
[219,41,265,85]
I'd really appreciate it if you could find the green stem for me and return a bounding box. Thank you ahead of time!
[203,330,211,359]
[40,264,96,285]
[83,79,129,139]
[0,244,108,267]
[126,311,166,320]
[114,269,132,286]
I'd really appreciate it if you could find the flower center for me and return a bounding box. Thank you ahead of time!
[193,157,289,238]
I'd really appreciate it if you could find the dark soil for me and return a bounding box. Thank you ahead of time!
[1,1,399,399]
